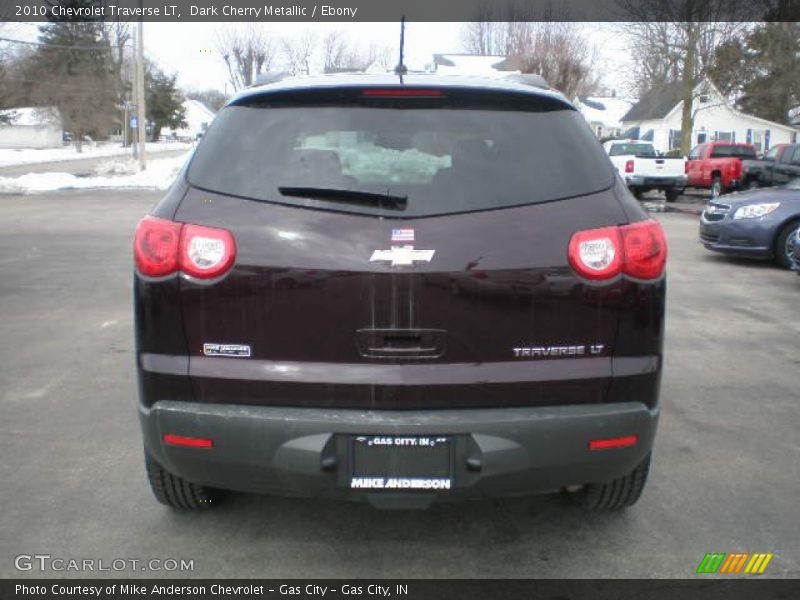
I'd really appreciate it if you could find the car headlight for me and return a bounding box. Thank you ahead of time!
[732,203,780,219]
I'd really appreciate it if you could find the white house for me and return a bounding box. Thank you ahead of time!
[0,106,63,149]
[575,96,637,139]
[164,100,215,141]
[620,80,798,154]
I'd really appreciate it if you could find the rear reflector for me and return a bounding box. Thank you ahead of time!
[361,88,444,97]
[589,435,638,451]
[568,220,667,281]
[163,434,214,448]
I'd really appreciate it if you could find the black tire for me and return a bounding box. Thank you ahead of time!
[574,453,651,511]
[774,219,800,270]
[711,175,723,198]
[664,189,681,203]
[145,452,224,509]
[746,178,760,190]
[631,188,643,200]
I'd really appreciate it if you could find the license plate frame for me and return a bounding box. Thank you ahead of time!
[345,435,454,492]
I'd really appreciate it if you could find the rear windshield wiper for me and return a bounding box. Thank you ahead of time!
[278,186,407,211]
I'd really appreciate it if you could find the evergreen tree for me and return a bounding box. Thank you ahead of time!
[145,61,186,141]
[29,4,119,149]
[710,23,800,125]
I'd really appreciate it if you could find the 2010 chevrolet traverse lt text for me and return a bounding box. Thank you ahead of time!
[134,73,667,511]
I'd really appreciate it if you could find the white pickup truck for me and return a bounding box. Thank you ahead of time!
[603,140,687,202]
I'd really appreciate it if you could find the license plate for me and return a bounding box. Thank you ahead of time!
[349,435,453,491]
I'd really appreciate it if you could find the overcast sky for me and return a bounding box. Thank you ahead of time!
[7,21,634,97]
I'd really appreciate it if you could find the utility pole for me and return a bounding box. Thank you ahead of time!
[136,15,146,170]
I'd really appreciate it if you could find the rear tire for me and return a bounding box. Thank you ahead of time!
[630,187,643,200]
[746,179,760,190]
[145,452,224,509]
[664,189,680,203]
[575,453,651,511]
[774,219,800,270]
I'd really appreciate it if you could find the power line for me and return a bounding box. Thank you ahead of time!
[0,35,130,50]
[0,75,121,93]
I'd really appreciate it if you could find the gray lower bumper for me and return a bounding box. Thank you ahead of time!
[140,401,658,506]
[626,175,687,188]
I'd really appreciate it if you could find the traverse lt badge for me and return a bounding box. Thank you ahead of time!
[370,229,434,267]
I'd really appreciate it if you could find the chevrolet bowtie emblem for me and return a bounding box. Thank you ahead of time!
[369,245,435,267]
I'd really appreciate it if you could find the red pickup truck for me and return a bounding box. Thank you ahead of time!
[686,142,757,197]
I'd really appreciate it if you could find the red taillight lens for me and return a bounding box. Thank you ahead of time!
[568,220,666,281]
[179,223,237,280]
[589,434,638,450]
[361,88,444,97]
[134,216,181,277]
[620,220,668,280]
[163,433,214,448]
[134,217,236,280]
[625,159,634,173]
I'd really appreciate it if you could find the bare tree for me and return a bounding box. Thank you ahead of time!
[216,24,276,91]
[321,30,352,72]
[461,21,599,97]
[619,0,749,154]
[282,30,317,75]
[504,23,600,98]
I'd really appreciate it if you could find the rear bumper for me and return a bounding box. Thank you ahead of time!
[626,175,687,189]
[140,400,659,507]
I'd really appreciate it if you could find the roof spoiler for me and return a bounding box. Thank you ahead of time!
[503,73,550,90]
[251,71,292,87]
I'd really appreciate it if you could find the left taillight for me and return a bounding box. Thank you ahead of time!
[134,216,236,280]
[134,216,181,277]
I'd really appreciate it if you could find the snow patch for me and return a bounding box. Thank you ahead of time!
[0,142,192,168]
[0,153,191,194]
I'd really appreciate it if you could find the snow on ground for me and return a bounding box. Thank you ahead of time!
[0,152,191,194]
[0,142,192,168]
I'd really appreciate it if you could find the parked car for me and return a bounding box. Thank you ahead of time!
[741,144,800,189]
[133,73,667,511]
[741,144,790,188]
[602,139,687,202]
[793,228,800,272]
[687,142,757,197]
[699,178,800,268]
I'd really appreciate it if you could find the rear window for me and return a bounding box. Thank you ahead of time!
[187,96,614,217]
[709,145,756,159]
[609,143,657,157]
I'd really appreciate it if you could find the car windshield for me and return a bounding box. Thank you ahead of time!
[187,103,614,217]
[608,143,657,157]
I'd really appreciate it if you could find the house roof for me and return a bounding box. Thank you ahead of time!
[0,106,60,127]
[432,54,515,74]
[576,96,637,129]
[621,82,684,122]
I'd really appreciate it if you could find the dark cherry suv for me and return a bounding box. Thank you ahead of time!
[134,73,667,511]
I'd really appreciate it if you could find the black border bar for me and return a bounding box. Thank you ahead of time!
[1,0,799,22]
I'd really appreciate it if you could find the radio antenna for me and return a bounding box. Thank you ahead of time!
[394,15,408,81]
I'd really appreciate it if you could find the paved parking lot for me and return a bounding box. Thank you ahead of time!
[1,190,798,578]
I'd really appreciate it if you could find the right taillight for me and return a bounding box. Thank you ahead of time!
[625,159,634,173]
[134,216,236,281]
[568,220,666,281]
